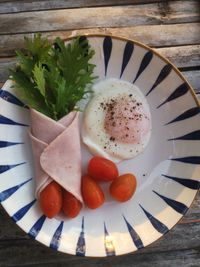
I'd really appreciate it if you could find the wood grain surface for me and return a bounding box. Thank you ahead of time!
[1,23,200,57]
[0,0,176,14]
[0,0,199,266]
[0,1,199,34]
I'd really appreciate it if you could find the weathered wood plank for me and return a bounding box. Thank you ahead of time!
[180,191,200,224]
[0,57,17,82]
[181,70,200,92]
[0,206,28,240]
[156,45,200,69]
[11,249,200,267]
[0,221,199,266]
[0,0,173,14]
[11,250,200,267]
[0,0,168,3]
[0,1,199,34]
[0,23,199,57]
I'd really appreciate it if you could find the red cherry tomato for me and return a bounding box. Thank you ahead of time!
[40,181,63,218]
[88,156,118,182]
[81,175,105,209]
[109,173,137,202]
[62,190,82,218]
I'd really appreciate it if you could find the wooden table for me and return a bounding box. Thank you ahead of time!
[0,0,199,266]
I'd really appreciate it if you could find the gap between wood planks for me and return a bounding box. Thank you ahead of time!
[0,1,199,35]
[180,218,200,224]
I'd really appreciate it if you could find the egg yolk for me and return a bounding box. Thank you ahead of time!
[103,94,150,144]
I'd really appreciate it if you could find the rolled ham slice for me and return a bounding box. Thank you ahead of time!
[29,109,83,203]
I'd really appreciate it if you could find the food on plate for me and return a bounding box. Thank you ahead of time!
[81,175,105,209]
[88,156,118,182]
[10,34,96,120]
[10,34,139,218]
[84,157,137,206]
[10,34,96,218]
[82,78,152,162]
[62,191,82,218]
[40,181,63,218]
[30,109,83,204]
[109,173,137,202]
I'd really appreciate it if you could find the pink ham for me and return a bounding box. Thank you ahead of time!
[29,109,83,203]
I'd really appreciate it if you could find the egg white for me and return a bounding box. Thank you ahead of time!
[82,78,152,163]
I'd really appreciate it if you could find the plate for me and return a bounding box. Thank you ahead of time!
[0,34,200,257]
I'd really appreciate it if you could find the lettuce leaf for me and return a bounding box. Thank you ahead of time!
[10,34,97,120]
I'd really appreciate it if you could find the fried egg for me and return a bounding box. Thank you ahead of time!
[82,78,152,162]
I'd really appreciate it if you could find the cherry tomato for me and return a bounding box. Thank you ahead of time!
[81,175,105,209]
[88,156,118,182]
[62,190,82,218]
[40,181,63,218]
[109,173,137,202]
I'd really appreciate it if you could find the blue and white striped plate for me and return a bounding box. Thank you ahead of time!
[0,34,200,256]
